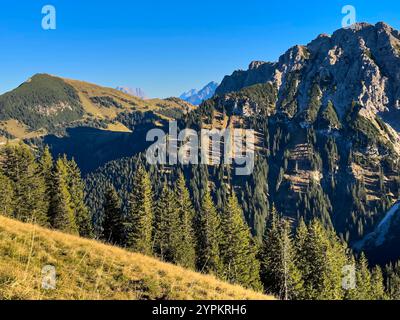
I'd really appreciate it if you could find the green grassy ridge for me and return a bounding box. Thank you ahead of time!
[0,74,84,131]
[0,74,195,139]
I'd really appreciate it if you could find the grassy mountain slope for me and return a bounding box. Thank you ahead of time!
[0,74,196,172]
[64,77,195,122]
[0,74,195,141]
[0,74,84,133]
[0,216,272,300]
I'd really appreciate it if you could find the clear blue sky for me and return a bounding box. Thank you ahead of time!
[0,0,399,98]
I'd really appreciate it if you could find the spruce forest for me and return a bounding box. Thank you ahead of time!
[2,142,400,300]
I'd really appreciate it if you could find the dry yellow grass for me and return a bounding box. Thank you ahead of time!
[0,216,274,301]
[64,77,195,120]
[64,78,141,119]
[104,122,132,133]
[0,120,47,140]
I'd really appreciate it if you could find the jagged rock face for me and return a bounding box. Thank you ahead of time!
[215,62,276,96]
[199,22,400,254]
[216,22,400,125]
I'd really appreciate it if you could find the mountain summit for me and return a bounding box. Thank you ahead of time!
[116,86,148,99]
[216,22,400,126]
[180,81,219,105]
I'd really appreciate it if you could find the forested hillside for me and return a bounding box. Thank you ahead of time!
[180,22,400,256]
[2,143,400,300]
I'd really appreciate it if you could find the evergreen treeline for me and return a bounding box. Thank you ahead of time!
[0,143,92,237]
[260,208,391,300]
[99,167,262,290]
[181,88,400,249]
[97,162,400,298]
[3,143,400,299]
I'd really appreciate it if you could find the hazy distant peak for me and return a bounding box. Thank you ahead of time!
[179,81,219,105]
[116,86,148,99]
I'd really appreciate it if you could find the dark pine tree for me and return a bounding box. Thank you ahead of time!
[101,185,124,245]
[65,157,93,238]
[153,182,178,262]
[125,165,153,254]
[50,158,78,234]
[260,206,303,300]
[173,173,196,269]
[197,185,223,276]
[220,190,262,291]
[0,143,48,225]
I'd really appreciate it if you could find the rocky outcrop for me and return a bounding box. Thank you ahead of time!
[215,61,276,96]
[215,22,400,126]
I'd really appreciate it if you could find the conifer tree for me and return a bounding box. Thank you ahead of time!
[189,164,210,212]
[260,207,303,300]
[295,218,308,256]
[385,262,400,300]
[322,223,349,300]
[153,183,178,261]
[65,157,93,237]
[50,158,78,234]
[101,185,124,245]
[220,191,262,291]
[125,165,153,254]
[38,146,53,218]
[1,144,48,225]
[173,173,196,269]
[0,171,14,217]
[342,254,358,300]
[197,185,223,275]
[349,255,386,300]
[370,266,386,300]
[354,253,372,300]
[295,219,347,300]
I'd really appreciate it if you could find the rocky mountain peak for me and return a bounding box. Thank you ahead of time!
[216,22,400,128]
[249,61,268,70]
[179,81,219,105]
[375,21,394,32]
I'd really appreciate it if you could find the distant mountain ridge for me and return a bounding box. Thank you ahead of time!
[180,81,219,105]
[116,86,148,99]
